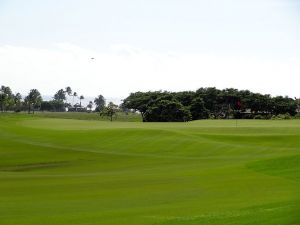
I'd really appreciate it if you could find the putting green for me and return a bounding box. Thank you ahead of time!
[0,115,299,225]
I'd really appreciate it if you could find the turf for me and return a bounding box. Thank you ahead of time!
[0,114,299,225]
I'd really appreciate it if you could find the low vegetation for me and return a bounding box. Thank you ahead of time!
[35,111,142,122]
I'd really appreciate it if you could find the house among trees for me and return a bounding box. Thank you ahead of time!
[67,103,87,112]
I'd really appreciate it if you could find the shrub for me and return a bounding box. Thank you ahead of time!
[241,114,255,119]
[271,113,292,120]
[295,113,300,119]
[253,115,265,120]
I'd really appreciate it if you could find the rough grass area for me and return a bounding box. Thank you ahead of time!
[5,111,142,122]
[36,111,142,121]
[0,115,299,225]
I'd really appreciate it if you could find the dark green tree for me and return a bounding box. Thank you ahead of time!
[144,100,191,122]
[72,92,77,106]
[174,91,195,106]
[94,95,105,112]
[0,85,13,112]
[79,95,84,107]
[190,97,209,120]
[54,89,66,102]
[65,86,72,96]
[25,89,42,114]
[100,102,118,121]
[65,86,72,105]
[196,87,221,117]
[13,93,22,112]
[123,91,169,121]
[273,96,297,116]
[87,101,93,111]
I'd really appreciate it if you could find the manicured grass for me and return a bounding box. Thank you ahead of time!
[0,114,299,225]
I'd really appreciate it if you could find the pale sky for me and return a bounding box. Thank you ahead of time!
[0,0,300,100]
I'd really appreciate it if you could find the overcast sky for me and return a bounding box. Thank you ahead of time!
[0,0,300,100]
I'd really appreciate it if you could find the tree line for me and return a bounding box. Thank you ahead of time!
[0,85,120,120]
[0,86,41,114]
[42,86,106,113]
[122,88,300,122]
[1,85,299,122]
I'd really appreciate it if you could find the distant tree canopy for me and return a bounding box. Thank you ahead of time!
[0,85,299,122]
[144,99,191,122]
[123,88,298,122]
[40,100,65,112]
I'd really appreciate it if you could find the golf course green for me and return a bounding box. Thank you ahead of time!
[0,114,299,225]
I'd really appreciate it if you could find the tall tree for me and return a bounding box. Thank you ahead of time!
[87,101,93,111]
[0,86,13,112]
[65,86,72,105]
[72,92,77,106]
[0,86,5,112]
[54,89,66,102]
[65,86,72,96]
[25,89,42,114]
[13,93,22,112]
[79,95,84,107]
[94,95,105,112]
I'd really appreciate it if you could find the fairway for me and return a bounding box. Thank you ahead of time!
[0,115,299,225]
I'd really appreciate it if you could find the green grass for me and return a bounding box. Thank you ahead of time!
[0,114,299,225]
[34,111,142,122]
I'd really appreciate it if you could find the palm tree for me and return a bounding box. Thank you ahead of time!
[65,86,72,105]
[65,87,72,96]
[54,89,66,102]
[94,95,105,112]
[79,95,84,107]
[87,101,93,111]
[72,92,77,106]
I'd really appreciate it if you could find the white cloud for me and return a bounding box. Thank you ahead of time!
[0,43,300,101]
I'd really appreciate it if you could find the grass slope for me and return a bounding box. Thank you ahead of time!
[0,114,299,225]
